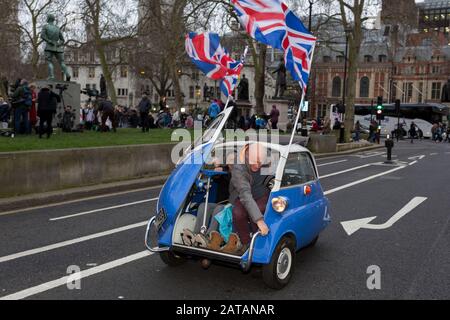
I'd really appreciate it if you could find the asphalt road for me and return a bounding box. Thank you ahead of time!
[0,140,449,300]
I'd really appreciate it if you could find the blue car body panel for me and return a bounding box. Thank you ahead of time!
[157,143,213,247]
[246,180,330,265]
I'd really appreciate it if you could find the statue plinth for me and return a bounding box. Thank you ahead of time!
[35,80,81,130]
[266,98,292,132]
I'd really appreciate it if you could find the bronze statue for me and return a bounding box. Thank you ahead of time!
[237,74,249,101]
[442,78,450,103]
[273,58,287,99]
[41,14,71,81]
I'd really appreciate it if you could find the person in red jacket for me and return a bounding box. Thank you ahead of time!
[29,83,38,134]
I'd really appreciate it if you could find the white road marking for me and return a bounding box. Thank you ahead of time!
[0,251,153,300]
[352,151,386,159]
[0,185,163,217]
[0,221,147,264]
[324,166,406,196]
[409,161,418,166]
[49,198,159,221]
[408,155,426,161]
[341,197,427,236]
[320,164,371,179]
[317,160,348,167]
[429,153,438,156]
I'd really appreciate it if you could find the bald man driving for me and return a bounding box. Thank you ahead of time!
[223,143,271,254]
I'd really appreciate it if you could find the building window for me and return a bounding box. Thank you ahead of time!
[90,51,95,63]
[363,55,373,63]
[117,88,128,97]
[72,67,79,78]
[418,82,423,103]
[88,67,95,78]
[73,51,79,62]
[332,76,342,97]
[359,77,370,98]
[431,82,442,100]
[336,56,344,63]
[432,66,440,74]
[402,82,413,103]
[189,86,194,99]
[323,56,332,63]
[378,55,387,63]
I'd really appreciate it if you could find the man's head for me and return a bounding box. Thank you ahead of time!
[246,143,268,172]
[272,105,277,109]
[0,96,4,103]
[20,79,28,86]
[47,14,55,24]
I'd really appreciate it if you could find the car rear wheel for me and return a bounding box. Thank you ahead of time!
[262,236,296,290]
[160,250,186,267]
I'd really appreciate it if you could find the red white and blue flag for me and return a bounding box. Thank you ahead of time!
[185,32,246,98]
[232,0,316,93]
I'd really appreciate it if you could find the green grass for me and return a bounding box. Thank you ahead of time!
[0,128,189,152]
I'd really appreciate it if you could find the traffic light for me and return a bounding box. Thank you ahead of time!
[376,96,384,120]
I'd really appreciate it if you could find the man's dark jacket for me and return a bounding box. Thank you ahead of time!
[37,88,60,113]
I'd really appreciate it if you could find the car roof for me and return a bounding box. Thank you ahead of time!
[215,141,312,155]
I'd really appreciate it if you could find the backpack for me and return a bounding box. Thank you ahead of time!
[22,86,33,107]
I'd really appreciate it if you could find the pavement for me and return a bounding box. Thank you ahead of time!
[0,139,449,300]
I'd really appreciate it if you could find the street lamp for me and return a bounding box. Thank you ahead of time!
[308,0,314,32]
[340,27,352,143]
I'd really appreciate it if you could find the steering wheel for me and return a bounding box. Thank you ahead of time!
[264,175,276,191]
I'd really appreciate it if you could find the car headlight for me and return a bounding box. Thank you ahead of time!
[272,197,288,213]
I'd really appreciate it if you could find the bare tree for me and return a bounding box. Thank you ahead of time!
[79,0,138,105]
[135,0,219,109]
[337,0,378,141]
[0,0,22,96]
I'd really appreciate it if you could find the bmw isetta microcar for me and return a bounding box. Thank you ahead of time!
[145,107,331,289]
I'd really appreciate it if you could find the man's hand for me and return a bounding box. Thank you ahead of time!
[256,219,269,236]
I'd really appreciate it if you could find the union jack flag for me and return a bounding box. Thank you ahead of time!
[281,2,316,93]
[185,32,245,97]
[232,0,316,93]
[232,0,286,50]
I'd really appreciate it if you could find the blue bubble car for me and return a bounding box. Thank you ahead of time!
[145,107,331,289]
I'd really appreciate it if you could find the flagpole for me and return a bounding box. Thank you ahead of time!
[274,44,317,191]
[288,42,316,151]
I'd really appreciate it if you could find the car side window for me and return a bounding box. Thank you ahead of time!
[281,152,316,188]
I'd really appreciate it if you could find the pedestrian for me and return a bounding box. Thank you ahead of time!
[85,105,95,130]
[322,118,331,135]
[0,95,10,129]
[11,79,32,135]
[29,83,38,134]
[37,85,60,139]
[138,93,151,132]
[353,120,361,142]
[97,96,116,132]
[208,99,221,121]
[409,122,417,143]
[269,105,280,130]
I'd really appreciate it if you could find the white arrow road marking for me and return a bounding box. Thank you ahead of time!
[0,251,153,300]
[341,197,428,236]
[49,198,159,221]
[408,155,425,161]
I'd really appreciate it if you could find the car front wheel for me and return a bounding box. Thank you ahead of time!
[262,236,296,289]
[160,250,186,267]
